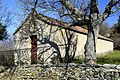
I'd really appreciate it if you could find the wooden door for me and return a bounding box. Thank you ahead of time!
[30,35,37,64]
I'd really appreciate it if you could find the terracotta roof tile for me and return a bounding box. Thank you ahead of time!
[14,12,113,42]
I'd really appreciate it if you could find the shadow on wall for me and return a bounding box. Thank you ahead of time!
[14,13,78,65]
[35,20,78,64]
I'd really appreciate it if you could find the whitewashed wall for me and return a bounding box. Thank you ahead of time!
[96,38,113,54]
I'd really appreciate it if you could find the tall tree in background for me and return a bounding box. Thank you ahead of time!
[0,0,11,40]
[111,16,120,34]
[0,23,7,40]
[110,16,120,50]
[18,0,120,64]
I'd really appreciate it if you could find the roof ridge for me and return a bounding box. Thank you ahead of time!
[14,12,113,42]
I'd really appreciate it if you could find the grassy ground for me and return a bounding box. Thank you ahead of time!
[72,50,120,64]
[97,50,120,64]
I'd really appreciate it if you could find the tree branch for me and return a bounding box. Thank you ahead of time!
[102,0,120,21]
[71,19,90,26]
[90,0,99,14]
[34,0,38,8]
[60,0,85,20]
[111,6,120,14]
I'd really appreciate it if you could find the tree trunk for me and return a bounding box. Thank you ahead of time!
[84,14,100,64]
[84,25,99,64]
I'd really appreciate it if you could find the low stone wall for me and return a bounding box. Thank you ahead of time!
[0,50,14,66]
[0,64,120,80]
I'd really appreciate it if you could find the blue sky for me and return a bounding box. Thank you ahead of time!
[98,0,119,26]
[2,0,120,38]
[3,0,20,37]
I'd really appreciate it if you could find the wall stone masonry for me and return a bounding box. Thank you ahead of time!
[0,50,14,66]
[0,63,120,80]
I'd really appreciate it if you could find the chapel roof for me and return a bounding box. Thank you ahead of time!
[14,9,113,42]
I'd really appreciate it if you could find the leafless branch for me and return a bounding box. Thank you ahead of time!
[111,6,120,14]
[60,0,85,20]
[102,0,120,21]
[90,0,99,14]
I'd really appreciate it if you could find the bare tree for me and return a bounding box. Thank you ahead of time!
[0,0,12,40]
[0,39,14,51]
[17,0,120,64]
[0,0,12,26]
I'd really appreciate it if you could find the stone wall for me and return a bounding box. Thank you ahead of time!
[0,64,120,80]
[0,50,14,66]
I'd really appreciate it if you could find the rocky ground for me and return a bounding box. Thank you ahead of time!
[0,63,120,80]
